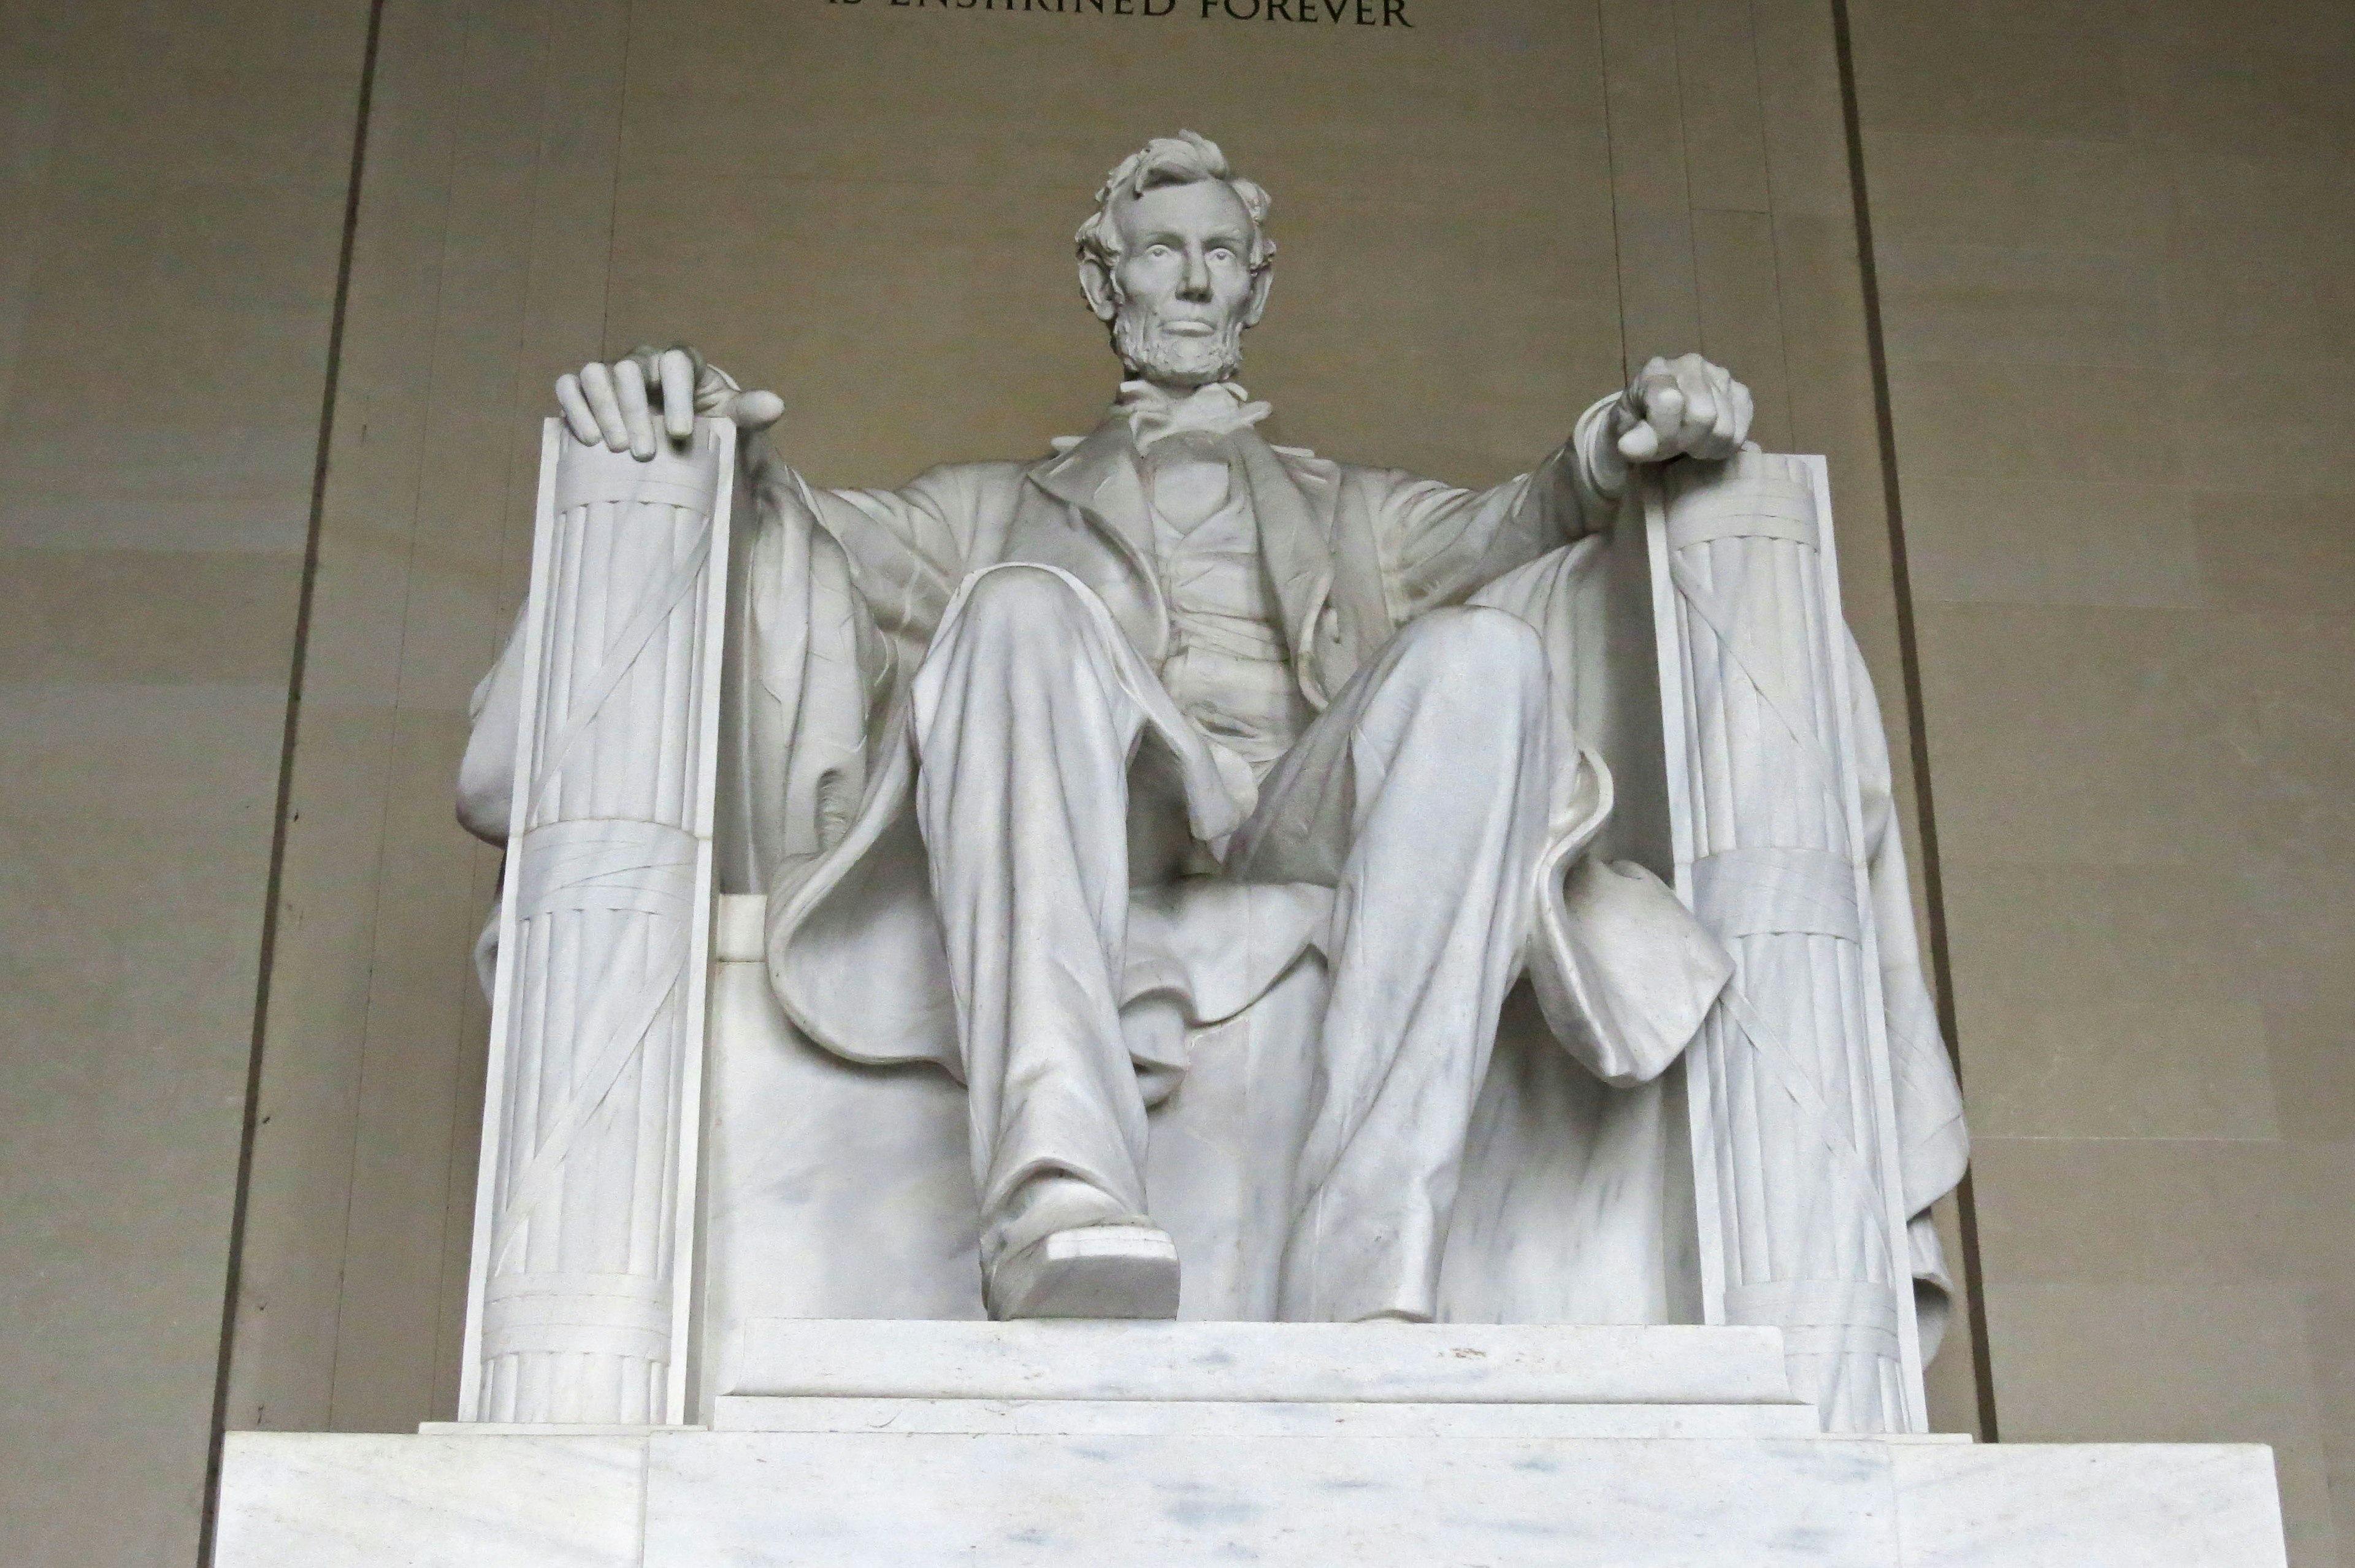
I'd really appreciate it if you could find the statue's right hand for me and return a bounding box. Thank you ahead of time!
[554,346,786,460]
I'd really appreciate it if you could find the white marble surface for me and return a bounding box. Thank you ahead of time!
[1647,449,1964,1433]
[711,1394,1821,1438]
[699,949,984,1336]
[458,418,735,1425]
[643,1430,1893,1568]
[488,132,1850,1353]
[722,1318,1802,1405]
[1892,1442,2288,1568]
[213,1431,646,1568]
[212,1421,2291,1566]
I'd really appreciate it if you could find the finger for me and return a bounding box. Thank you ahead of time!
[1617,421,1662,462]
[1625,358,1668,412]
[578,362,632,453]
[623,343,664,391]
[615,358,657,460]
[1645,384,1684,452]
[1679,386,1719,451]
[555,374,602,446]
[1729,380,1755,449]
[727,389,786,433]
[695,364,739,416]
[1704,370,1737,456]
[660,349,697,441]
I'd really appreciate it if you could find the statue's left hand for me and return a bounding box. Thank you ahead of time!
[555,345,786,460]
[1612,353,1753,464]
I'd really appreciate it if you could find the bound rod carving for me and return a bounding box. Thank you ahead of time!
[1648,453,1930,1432]
[459,419,735,1425]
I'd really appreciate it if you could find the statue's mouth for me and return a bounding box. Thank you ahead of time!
[1160,319,1218,337]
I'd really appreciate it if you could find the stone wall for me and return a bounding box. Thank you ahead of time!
[0,2,372,1566]
[1847,2,2355,1564]
[10,0,2351,1563]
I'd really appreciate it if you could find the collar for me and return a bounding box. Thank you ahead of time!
[1114,380,1273,453]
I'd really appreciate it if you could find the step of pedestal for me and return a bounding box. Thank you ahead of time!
[214,1428,2287,1568]
[720,1318,1807,1407]
[709,1393,1824,1438]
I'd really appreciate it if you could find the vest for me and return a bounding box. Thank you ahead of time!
[1145,443,1315,780]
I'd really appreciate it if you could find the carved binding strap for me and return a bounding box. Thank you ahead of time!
[1645,450,1927,1434]
[459,419,737,1425]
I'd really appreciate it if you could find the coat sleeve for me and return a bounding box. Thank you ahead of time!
[1848,635,1968,1220]
[1369,394,1630,620]
[458,447,1014,850]
[742,442,1025,659]
[1845,633,1970,1360]
[456,610,526,846]
[726,443,1026,889]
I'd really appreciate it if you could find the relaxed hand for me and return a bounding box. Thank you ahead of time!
[554,345,785,459]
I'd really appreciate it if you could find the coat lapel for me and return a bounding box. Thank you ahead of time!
[1032,419,1155,570]
[1025,418,1169,654]
[1232,432,1345,707]
[1025,415,1368,708]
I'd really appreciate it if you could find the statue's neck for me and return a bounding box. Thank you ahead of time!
[1114,378,1271,452]
[1122,375,1229,405]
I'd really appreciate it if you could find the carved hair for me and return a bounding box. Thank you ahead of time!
[1074,131,1276,288]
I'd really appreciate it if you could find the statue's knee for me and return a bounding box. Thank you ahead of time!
[1399,606,1547,690]
[954,565,1092,646]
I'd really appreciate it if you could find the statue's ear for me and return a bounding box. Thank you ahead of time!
[1079,257,1119,323]
[1243,266,1274,327]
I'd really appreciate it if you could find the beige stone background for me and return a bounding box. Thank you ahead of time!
[0,0,373,1564]
[0,0,2345,1563]
[1846,2,2355,1565]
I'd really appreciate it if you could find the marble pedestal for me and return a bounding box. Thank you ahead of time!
[215,1322,2286,1568]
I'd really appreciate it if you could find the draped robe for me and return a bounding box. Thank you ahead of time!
[461,396,1967,1334]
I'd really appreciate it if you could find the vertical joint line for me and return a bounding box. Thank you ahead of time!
[200,0,392,1559]
[1828,0,1997,1443]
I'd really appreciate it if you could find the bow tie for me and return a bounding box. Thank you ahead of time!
[1116,380,1273,453]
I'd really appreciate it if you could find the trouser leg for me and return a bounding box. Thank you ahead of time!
[911,566,1154,1272]
[1229,606,1554,1322]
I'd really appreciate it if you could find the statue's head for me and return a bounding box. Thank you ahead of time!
[1076,132,1275,388]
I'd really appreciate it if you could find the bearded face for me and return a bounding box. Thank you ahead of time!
[1087,179,1266,389]
[1109,294,1249,386]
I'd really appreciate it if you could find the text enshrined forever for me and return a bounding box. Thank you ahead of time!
[843,0,1415,25]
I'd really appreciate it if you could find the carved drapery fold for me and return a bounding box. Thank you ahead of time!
[1647,451,1928,1434]
[459,421,736,1425]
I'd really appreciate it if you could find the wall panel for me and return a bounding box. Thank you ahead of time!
[0,1,372,1564]
[1849,0,2355,1560]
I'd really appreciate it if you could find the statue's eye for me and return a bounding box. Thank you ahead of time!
[1146,244,1173,260]
[1209,248,1235,264]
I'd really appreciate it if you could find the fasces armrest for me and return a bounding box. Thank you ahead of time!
[459,418,737,1428]
[1645,449,1946,1436]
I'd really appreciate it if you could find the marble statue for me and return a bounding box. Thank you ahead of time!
[456,132,1966,1426]
[208,131,2286,1568]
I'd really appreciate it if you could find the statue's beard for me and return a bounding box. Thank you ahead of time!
[1111,303,1246,387]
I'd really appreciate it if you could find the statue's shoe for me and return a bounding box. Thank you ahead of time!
[985,1224,1181,1320]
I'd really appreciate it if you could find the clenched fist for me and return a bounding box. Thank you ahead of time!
[554,345,786,460]
[1612,353,1753,465]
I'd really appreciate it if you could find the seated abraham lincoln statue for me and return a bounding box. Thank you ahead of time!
[461,131,1949,1330]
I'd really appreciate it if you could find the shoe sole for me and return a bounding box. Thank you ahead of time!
[989,1225,1181,1320]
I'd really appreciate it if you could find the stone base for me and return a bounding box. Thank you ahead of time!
[215,1323,2287,1568]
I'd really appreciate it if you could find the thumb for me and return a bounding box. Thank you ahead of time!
[726,389,786,432]
[1645,384,1685,447]
[1617,421,1662,461]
